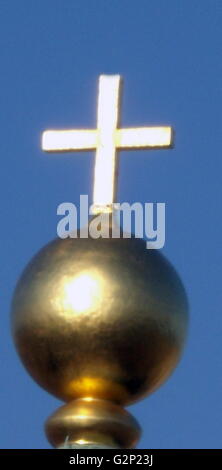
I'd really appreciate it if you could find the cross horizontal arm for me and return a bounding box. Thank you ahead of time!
[42,130,98,152]
[42,127,173,153]
[116,127,173,149]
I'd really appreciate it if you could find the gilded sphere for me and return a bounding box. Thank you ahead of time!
[11,226,188,405]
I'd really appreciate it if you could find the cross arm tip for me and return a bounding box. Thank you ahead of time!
[169,127,175,148]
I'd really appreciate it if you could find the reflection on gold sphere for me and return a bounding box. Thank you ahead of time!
[11,225,188,406]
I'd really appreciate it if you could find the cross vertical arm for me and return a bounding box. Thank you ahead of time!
[92,75,122,214]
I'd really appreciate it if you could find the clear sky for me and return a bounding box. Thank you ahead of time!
[1,0,222,449]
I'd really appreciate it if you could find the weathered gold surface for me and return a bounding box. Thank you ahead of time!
[11,223,188,406]
[45,398,141,449]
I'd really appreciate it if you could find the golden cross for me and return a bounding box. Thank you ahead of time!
[42,75,173,214]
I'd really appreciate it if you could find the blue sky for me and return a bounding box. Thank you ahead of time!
[1,1,222,448]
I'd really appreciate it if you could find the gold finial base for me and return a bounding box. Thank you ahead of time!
[45,398,141,449]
